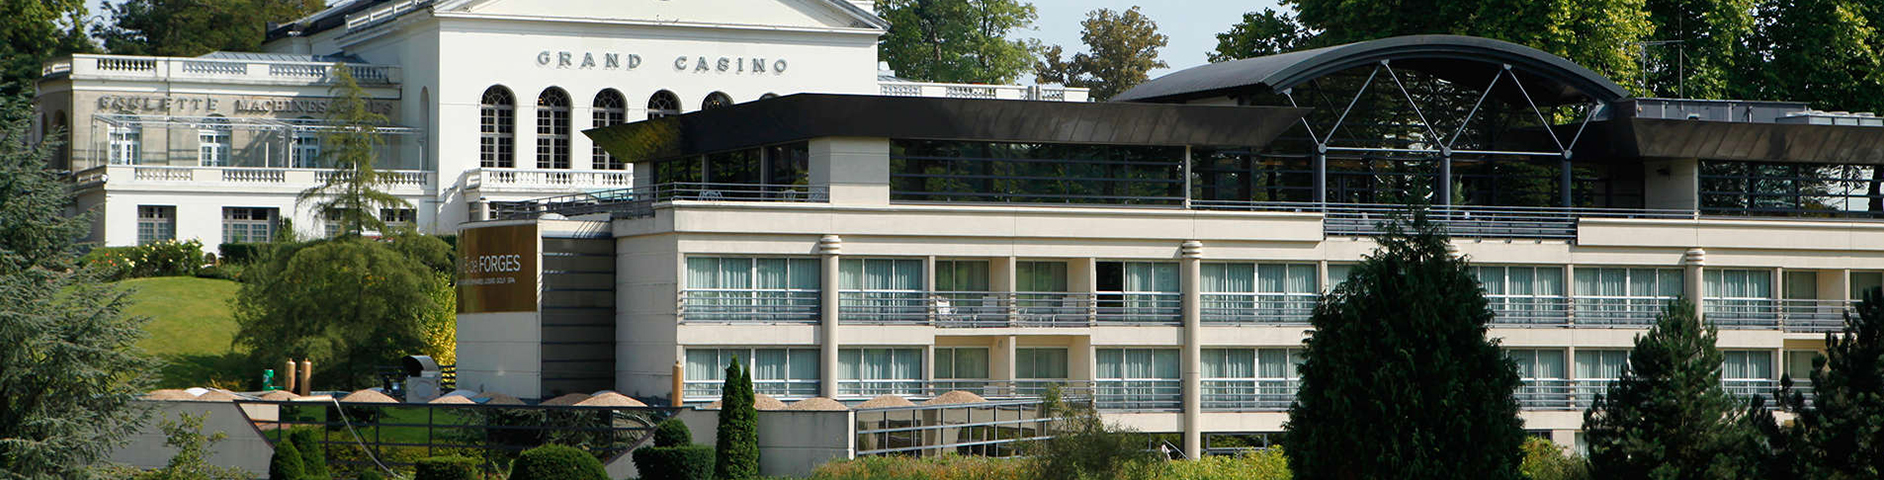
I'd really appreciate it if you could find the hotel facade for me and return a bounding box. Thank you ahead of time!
[35,0,1884,462]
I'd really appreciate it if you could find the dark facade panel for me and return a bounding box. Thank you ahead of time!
[584,94,1310,163]
[1613,118,1884,165]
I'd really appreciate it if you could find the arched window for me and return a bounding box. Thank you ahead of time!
[291,116,321,168]
[197,115,230,166]
[648,90,680,119]
[702,92,733,110]
[592,89,626,170]
[479,86,515,168]
[536,87,571,169]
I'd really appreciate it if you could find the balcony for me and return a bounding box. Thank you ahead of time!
[1705,299,1854,332]
[71,164,432,194]
[1201,379,1300,411]
[683,378,819,401]
[677,290,819,324]
[464,168,633,193]
[1093,379,1183,411]
[829,292,1181,327]
[1201,293,1318,325]
[493,182,827,220]
[877,81,1090,102]
[44,54,399,85]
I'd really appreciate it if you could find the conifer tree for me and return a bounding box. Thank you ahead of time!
[1770,290,1884,478]
[1583,300,1766,478]
[298,63,408,237]
[1285,211,1527,478]
[267,438,304,480]
[713,357,760,479]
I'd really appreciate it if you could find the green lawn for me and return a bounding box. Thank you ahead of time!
[116,276,249,389]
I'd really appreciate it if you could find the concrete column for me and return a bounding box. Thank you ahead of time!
[1180,240,1204,459]
[820,235,843,398]
[1439,150,1453,206]
[1563,265,1577,327]
[1685,248,1707,321]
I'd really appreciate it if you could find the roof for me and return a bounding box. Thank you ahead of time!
[197,51,371,64]
[1113,35,1630,106]
[268,0,887,41]
[586,94,1309,163]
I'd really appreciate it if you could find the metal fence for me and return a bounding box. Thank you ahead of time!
[1190,201,1698,239]
[238,400,677,471]
[854,399,1060,458]
[493,182,828,220]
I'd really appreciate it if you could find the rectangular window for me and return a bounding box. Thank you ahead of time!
[136,206,175,245]
[1852,272,1883,300]
[1096,348,1181,409]
[1096,261,1179,323]
[1016,261,1068,292]
[1200,348,1300,409]
[1507,349,1567,380]
[380,208,417,231]
[1015,347,1069,379]
[1574,350,1630,380]
[1327,264,1354,289]
[291,131,321,168]
[684,257,820,322]
[1705,269,1775,322]
[1785,350,1817,381]
[322,208,346,238]
[1574,267,1683,323]
[1699,161,1884,218]
[1475,266,1567,323]
[197,126,229,166]
[838,347,923,396]
[684,347,818,398]
[1783,271,1819,300]
[934,259,990,293]
[1201,263,1317,322]
[933,347,990,379]
[888,139,1186,205]
[221,207,276,244]
[839,258,924,323]
[109,125,141,165]
[1722,351,1774,380]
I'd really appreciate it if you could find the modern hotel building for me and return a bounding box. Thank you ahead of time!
[32,0,1884,462]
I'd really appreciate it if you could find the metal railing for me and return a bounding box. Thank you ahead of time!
[239,400,676,470]
[1189,201,1698,239]
[1489,297,1573,326]
[682,379,820,400]
[1571,297,1675,327]
[1200,379,1299,411]
[1093,379,1183,411]
[1778,300,1854,333]
[1705,299,1856,331]
[1200,293,1318,325]
[1094,293,1182,325]
[837,379,930,397]
[836,292,929,324]
[45,54,399,84]
[1724,379,1781,400]
[493,182,828,220]
[877,81,1090,102]
[1515,379,1577,410]
[828,380,1093,401]
[677,290,819,324]
[854,399,1059,458]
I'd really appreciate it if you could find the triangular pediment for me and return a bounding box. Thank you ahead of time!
[442,0,884,31]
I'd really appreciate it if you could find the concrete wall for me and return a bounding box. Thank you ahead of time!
[672,408,854,478]
[106,401,274,476]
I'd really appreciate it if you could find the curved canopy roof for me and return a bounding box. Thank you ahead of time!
[1113,35,1630,106]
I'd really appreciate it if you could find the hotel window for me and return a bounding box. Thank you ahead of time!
[839,347,922,396]
[1015,347,1069,380]
[684,257,820,322]
[685,347,818,398]
[222,207,276,244]
[197,116,230,166]
[1201,263,1317,323]
[1704,269,1774,317]
[380,208,416,231]
[648,90,681,119]
[1852,272,1882,300]
[290,122,321,168]
[322,208,346,237]
[1200,348,1301,409]
[1574,267,1683,322]
[1722,350,1775,397]
[933,347,990,381]
[136,206,175,245]
[1189,147,1315,203]
[1508,349,1568,407]
[1096,348,1181,409]
[108,125,141,165]
[702,91,733,110]
[1017,261,1068,292]
[479,86,515,168]
[1327,263,1355,289]
[1699,161,1884,218]
[934,259,990,299]
[1474,266,1567,323]
[591,89,626,170]
[1096,261,1179,323]
[535,88,571,169]
[1574,350,1629,402]
[839,258,924,323]
[1784,350,1818,382]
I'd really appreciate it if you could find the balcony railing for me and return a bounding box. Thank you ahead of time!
[1570,297,1675,327]
[45,54,399,84]
[1200,379,1299,411]
[877,81,1090,102]
[494,182,828,220]
[1094,292,1182,325]
[1724,379,1781,400]
[465,168,633,192]
[1489,297,1572,326]
[682,379,819,401]
[1705,299,1855,332]
[1188,202,1698,239]
[1093,379,1183,411]
[1200,293,1317,325]
[73,165,431,192]
[677,290,818,324]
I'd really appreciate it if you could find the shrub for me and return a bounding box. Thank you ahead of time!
[508,445,608,480]
[1519,438,1589,480]
[633,445,715,480]
[1165,448,1292,480]
[268,439,305,480]
[810,455,1028,480]
[356,471,385,480]
[219,243,266,265]
[654,419,692,447]
[82,240,205,280]
[715,358,760,479]
[195,264,242,281]
[414,455,481,480]
[289,428,329,479]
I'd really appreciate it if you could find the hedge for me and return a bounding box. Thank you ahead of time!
[218,242,267,265]
[633,446,715,480]
[268,439,304,480]
[289,428,329,479]
[509,445,609,480]
[82,239,204,280]
[414,455,481,480]
[654,419,692,447]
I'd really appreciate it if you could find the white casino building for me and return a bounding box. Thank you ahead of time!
[33,0,1085,247]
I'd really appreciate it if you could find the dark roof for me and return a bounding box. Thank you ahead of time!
[585,94,1309,163]
[196,51,370,64]
[1113,35,1630,106]
[1599,117,1884,165]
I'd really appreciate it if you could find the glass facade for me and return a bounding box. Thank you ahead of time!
[889,139,1185,205]
[1701,161,1884,218]
[839,347,923,395]
[685,347,819,398]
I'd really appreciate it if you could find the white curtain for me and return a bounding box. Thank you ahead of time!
[1576,350,1629,379]
[1097,349,1122,379]
[687,257,721,289]
[1152,350,1179,379]
[1285,264,1316,294]
[1257,264,1284,294]
[753,349,787,380]
[788,349,818,381]
[685,349,722,381]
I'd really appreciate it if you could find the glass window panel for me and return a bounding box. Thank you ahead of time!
[1328,264,1354,288]
[934,349,954,379]
[789,349,817,380]
[1537,267,1564,296]
[754,349,786,380]
[789,259,820,289]
[1257,264,1284,293]
[1153,350,1179,379]
[686,350,721,380]
[1480,267,1506,295]
[1537,350,1565,379]
[840,259,862,290]
[1287,264,1317,293]
[839,349,861,380]
[893,260,923,290]
[1202,349,1227,378]
[1016,349,1036,379]
[892,348,921,379]
[1853,272,1884,299]
[1124,350,1151,378]
[1658,270,1684,297]
[1227,349,1254,378]
[1509,268,1535,296]
[1097,349,1122,378]
[1784,272,1818,300]
[954,348,989,379]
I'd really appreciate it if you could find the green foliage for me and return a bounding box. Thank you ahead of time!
[81,239,206,280]
[414,455,481,480]
[1640,0,1756,98]
[810,455,1029,480]
[655,419,694,447]
[194,264,243,281]
[299,63,410,238]
[715,357,762,479]
[0,0,91,96]
[1582,300,1766,478]
[92,0,324,57]
[1163,448,1293,480]
[1208,9,1305,62]
[1519,438,1590,480]
[874,0,1040,84]
[1737,0,1884,113]
[289,428,329,479]
[508,444,608,480]
[1025,385,1162,480]
[232,237,446,388]
[1768,290,1884,479]
[131,411,251,480]
[356,471,385,480]
[219,243,268,265]
[1034,6,1168,100]
[633,445,716,480]
[268,438,305,480]
[1286,211,1526,479]
[0,97,157,478]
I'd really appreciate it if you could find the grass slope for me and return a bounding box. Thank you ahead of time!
[117,277,248,389]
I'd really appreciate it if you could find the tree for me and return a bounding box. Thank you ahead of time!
[874,0,1040,84]
[713,357,760,480]
[1582,300,1766,478]
[1208,9,1307,62]
[1639,0,1756,98]
[0,98,156,479]
[1768,290,1884,478]
[1034,6,1168,100]
[289,428,328,479]
[1024,384,1162,480]
[0,0,91,96]
[231,234,453,388]
[135,412,250,480]
[1736,0,1884,113]
[93,0,324,57]
[299,63,410,238]
[1285,210,1527,479]
[266,438,304,480]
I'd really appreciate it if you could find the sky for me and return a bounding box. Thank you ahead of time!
[82,0,1279,77]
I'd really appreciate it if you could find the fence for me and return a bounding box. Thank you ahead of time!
[854,399,1060,457]
[239,400,677,471]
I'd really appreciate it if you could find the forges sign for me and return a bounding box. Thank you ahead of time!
[457,224,538,313]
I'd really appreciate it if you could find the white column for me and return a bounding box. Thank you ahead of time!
[1180,240,1204,459]
[820,235,843,398]
[1685,248,1707,321]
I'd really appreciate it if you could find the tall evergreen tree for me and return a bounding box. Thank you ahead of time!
[0,98,157,478]
[1582,300,1766,478]
[1285,211,1527,479]
[874,0,1040,84]
[1769,290,1884,478]
[298,63,410,237]
[1033,6,1168,100]
[713,357,760,480]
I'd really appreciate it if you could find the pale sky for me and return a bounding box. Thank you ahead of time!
[83,0,1282,77]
